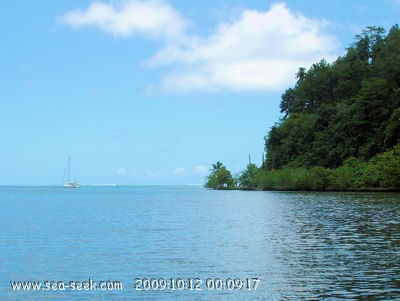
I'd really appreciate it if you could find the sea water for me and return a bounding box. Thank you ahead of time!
[1,186,400,300]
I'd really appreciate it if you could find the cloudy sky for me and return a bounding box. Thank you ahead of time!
[1,0,399,185]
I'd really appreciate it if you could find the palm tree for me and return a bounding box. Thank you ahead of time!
[210,161,224,173]
[296,67,307,83]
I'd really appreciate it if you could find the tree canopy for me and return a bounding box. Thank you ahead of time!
[265,25,400,170]
[205,25,400,191]
[204,161,235,189]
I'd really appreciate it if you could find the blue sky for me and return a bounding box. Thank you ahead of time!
[1,0,399,185]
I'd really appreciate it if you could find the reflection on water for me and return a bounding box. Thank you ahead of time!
[0,187,399,300]
[270,192,400,300]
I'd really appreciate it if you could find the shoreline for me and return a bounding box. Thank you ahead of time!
[209,186,400,192]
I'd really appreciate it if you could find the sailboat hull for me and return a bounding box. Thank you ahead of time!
[63,182,79,188]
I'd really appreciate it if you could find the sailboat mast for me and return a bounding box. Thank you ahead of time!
[62,155,78,188]
[68,155,71,183]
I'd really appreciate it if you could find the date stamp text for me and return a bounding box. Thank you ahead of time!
[134,277,260,291]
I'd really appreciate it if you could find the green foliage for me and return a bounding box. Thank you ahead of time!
[205,25,400,191]
[260,144,400,190]
[265,25,400,171]
[373,144,400,188]
[205,143,400,190]
[260,167,332,191]
[265,113,318,169]
[384,107,400,147]
[205,162,235,189]
[237,163,264,189]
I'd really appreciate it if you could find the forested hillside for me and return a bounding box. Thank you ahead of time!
[206,25,400,190]
[266,25,400,170]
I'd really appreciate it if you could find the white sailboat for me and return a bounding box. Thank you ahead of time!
[62,156,78,188]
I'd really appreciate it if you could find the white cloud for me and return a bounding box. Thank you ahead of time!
[173,167,186,176]
[59,0,189,41]
[149,3,339,92]
[146,169,168,179]
[116,167,127,175]
[117,167,138,178]
[60,1,340,92]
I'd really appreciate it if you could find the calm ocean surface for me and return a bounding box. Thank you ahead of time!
[1,186,400,300]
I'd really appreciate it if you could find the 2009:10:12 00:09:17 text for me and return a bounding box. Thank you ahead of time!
[134,277,260,291]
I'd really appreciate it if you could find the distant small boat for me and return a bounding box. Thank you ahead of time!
[62,156,78,188]
[63,182,78,188]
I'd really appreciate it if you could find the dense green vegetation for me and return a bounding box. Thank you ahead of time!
[204,161,235,189]
[205,25,400,191]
